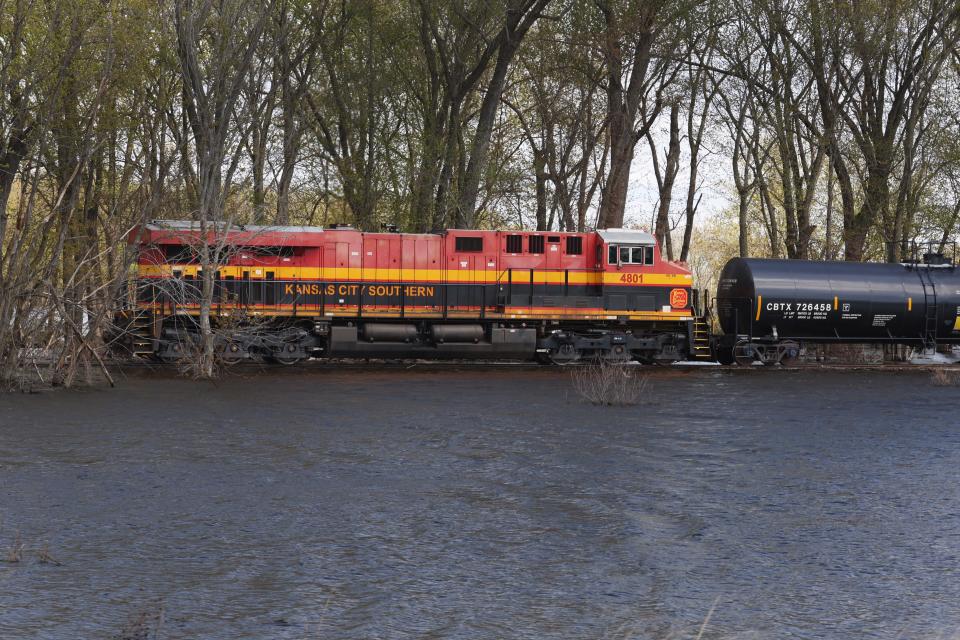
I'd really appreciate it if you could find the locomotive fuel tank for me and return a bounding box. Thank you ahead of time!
[716,258,960,344]
[430,324,484,343]
[361,323,418,342]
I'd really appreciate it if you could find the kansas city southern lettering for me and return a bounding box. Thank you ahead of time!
[284,283,435,297]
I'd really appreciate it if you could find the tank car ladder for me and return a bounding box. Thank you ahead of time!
[919,267,938,352]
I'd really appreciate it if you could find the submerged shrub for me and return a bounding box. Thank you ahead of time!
[571,359,650,406]
[930,368,960,387]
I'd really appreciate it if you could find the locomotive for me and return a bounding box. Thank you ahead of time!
[715,251,960,365]
[123,221,707,364]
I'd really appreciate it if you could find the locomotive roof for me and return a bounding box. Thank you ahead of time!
[596,228,656,245]
[142,221,656,245]
[145,220,326,234]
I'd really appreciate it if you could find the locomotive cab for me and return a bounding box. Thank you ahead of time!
[595,229,692,315]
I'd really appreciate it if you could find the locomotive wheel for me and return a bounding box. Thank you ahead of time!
[159,341,188,364]
[549,343,582,366]
[603,344,631,362]
[219,342,246,364]
[269,343,304,366]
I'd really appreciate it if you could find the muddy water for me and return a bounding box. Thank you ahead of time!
[1,368,959,639]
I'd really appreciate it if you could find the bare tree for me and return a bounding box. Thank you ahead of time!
[775,0,960,260]
[173,0,273,377]
[275,0,317,225]
[454,0,552,228]
[648,103,680,258]
[679,43,720,262]
[594,0,692,229]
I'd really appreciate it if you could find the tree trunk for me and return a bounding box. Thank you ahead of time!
[827,147,857,261]
[276,115,298,225]
[0,119,30,273]
[457,45,515,228]
[654,104,680,258]
[252,157,266,224]
[597,107,633,230]
[680,129,702,262]
[846,163,890,261]
[432,98,461,231]
[824,158,834,260]
[738,187,749,257]
[534,148,547,231]
[757,177,780,258]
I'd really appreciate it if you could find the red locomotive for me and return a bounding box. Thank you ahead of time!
[125,221,707,363]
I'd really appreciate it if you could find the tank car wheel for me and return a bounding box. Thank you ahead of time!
[716,344,736,366]
[733,341,757,367]
[777,341,801,366]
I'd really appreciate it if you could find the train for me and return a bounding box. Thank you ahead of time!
[119,221,960,366]
[121,221,706,364]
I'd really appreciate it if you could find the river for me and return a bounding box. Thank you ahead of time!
[1,367,958,639]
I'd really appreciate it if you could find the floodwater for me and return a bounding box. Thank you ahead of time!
[1,367,960,639]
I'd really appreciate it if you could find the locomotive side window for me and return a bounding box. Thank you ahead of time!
[506,234,523,253]
[566,236,582,255]
[245,246,295,257]
[164,245,198,264]
[455,236,483,252]
[609,245,655,265]
[529,236,545,254]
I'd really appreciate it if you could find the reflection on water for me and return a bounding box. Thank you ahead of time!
[1,369,959,639]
